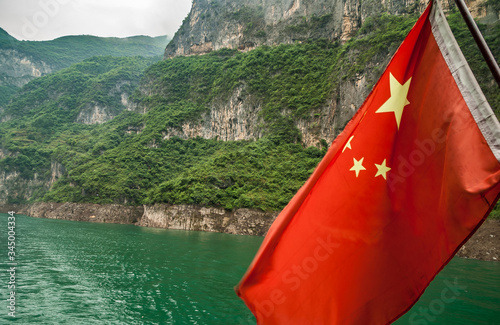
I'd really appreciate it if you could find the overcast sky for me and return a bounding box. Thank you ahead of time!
[0,0,193,41]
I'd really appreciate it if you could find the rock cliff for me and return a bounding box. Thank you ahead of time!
[18,202,278,236]
[1,0,498,224]
[0,170,50,204]
[140,204,278,235]
[26,202,144,224]
[160,0,497,147]
[0,48,53,88]
[164,0,496,59]
[165,0,377,57]
[162,85,265,141]
[158,73,372,146]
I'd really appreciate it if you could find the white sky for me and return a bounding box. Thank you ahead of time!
[0,0,193,41]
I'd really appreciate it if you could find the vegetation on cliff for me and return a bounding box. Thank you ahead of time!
[0,10,498,215]
[0,28,169,107]
[4,56,157,122]
[0,30,168,70]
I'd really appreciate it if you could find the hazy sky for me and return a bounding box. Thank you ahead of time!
[0,0,193,41]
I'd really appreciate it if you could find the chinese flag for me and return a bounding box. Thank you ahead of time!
[235,1,500,324]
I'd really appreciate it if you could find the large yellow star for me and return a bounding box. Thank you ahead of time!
[350,157,366,178]
[376,73,412,129]
[374,159,391,180]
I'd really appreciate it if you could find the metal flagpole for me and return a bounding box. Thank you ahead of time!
[453,0,500,87]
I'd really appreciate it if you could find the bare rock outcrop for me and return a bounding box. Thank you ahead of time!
[0,49,53,88]
[26,202,144,225]
[139,204,278,236]
[165,0,492,59]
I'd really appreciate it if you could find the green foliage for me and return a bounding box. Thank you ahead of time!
[3,56,156,137]
[0,30,168,110]
[0,34,169,71]
[489,202,500,219]
[0,150,50,179]
[0,28,16,41]
[147,139,324,210]
[41,132,325,210]
[0,10,498,214]
[486,0,500,13]
[286,14,333,35]
[0,84,19,107]
[341,13,418,78]
[135,40,342,144]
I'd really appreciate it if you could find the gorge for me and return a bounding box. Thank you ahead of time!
[0,0,498,259]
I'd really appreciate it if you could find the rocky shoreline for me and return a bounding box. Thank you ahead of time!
[2,202,498,261]
[3,202,278,236]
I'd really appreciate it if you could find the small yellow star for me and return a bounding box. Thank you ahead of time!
[350,157,366,177]
[376,73,412,129]
[343,136,354,153]
[374,159,391,180]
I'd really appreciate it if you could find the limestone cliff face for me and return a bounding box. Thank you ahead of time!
[165,0,484,59]
[0,49,53,88]
[161,0,495,147]
[0,170,48,203]
[166,0,356,57]
[22,202,278,236]
[157,53,385,147]
[159,75,373,146]
[76,80,134,124]
[140,204,278,235]
[50,161,65,185]
[0,160,65,204]
[27,202,144,224]
[0,48,53,113]
[163,85,265,141]
[75,104,115,125]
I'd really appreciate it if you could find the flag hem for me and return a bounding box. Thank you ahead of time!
[429,0,500,162]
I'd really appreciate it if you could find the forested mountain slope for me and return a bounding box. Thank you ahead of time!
[0,27,169,107]
[0,6,498,216]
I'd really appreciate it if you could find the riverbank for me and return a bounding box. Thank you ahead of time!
[456,218,499,261]
[3,202,278,236]
[2,202,498,261]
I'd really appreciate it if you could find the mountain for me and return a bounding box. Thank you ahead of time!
[0,1,498,216]
[0,32,170,107]
[2,56,157,124]
[0,28,16,41]
[164,0,495,58]
[3,34,169,70]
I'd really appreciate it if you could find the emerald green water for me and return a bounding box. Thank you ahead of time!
[0,214,498,324]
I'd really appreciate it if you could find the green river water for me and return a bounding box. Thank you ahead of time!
[0,214,498,324]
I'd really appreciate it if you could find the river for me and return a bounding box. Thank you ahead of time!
[0,214,498,324]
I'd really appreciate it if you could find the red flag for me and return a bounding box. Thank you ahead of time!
[235,1,500,324]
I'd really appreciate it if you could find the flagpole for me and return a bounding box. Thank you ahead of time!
[453,0,500,87]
